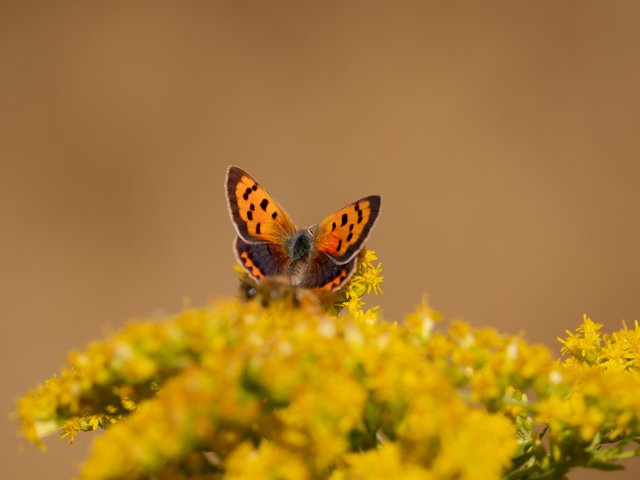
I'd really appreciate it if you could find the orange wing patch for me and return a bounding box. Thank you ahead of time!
[226,166,296,244]
[314,195,381,264]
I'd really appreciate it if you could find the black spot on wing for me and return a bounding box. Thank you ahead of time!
[341,213,348,226]
[226,166,265,243]
[330,195,381,263]
[260,198,269,211]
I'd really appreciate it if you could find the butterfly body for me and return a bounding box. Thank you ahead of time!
[226,166,381,292]
[286,230,313,283]
[289,230,313,264]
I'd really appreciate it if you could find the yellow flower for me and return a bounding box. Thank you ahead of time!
[432,410,516,480]
[404,295,443,342]
[225,442,310,480]
[558,315,603,364]
[333,443,431,480]
[15,255,640,479]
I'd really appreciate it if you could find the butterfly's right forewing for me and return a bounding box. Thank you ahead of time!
[314,195,381,264]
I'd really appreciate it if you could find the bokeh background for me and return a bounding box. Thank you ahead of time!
[2,2,639,478]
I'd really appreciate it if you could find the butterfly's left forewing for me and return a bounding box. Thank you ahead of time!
[314,195,381,264]
[226,166,296,244]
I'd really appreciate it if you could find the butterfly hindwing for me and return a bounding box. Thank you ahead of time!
[314,195,381,264]
[226,166,296,244]
[300,253,357,291]
[234,236,288,281]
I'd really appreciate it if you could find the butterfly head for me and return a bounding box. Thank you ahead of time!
[289,230,313,263]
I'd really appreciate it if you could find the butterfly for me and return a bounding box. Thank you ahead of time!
[225,166,381,292]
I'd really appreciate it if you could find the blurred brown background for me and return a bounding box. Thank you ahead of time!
[2,1,639,478]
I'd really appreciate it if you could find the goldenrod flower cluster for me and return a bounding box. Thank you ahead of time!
[17,251,640,479]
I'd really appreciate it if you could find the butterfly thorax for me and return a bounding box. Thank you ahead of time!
[289,230,312,261]
[286,230,314,285]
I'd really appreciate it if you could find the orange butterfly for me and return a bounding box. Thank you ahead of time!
[225,166,381,292]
